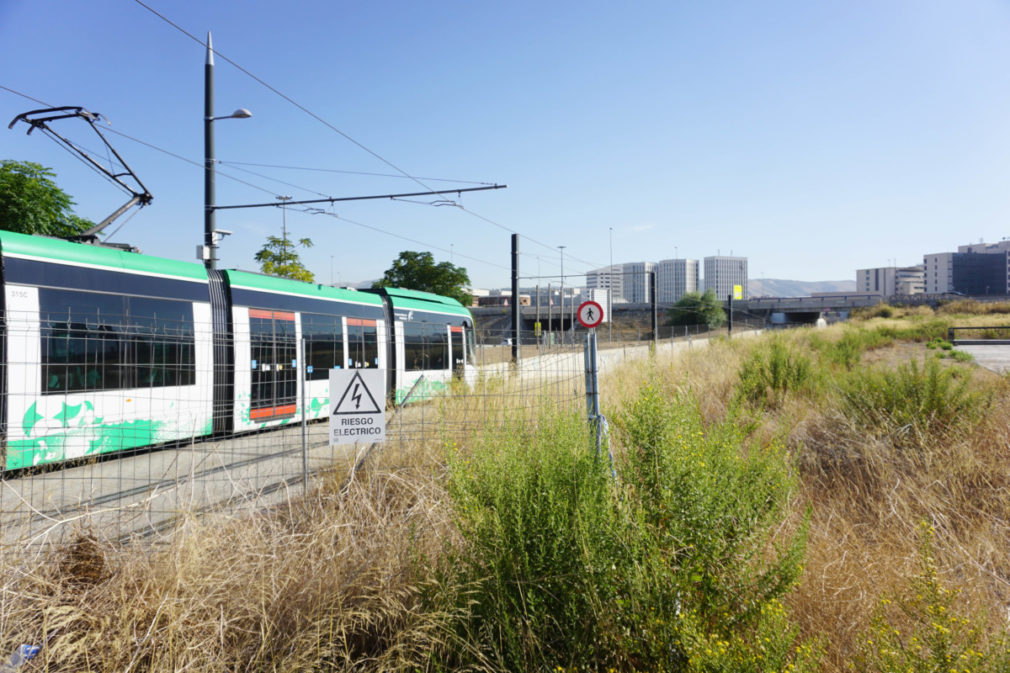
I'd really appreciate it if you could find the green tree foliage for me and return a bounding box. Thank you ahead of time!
[0,160,94,236]
[665,289,726,328]
[373,250,471,305]
[255,235,315,282]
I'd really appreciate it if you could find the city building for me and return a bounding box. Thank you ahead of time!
[622,261,656,303]
[656,258,699,303]
[703,256,748,300]
[857,265,924,296]
[586,265,626,304]
[923,253,955,294]
[952,252,1009,295]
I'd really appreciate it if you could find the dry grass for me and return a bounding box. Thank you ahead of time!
[1,467,457,672]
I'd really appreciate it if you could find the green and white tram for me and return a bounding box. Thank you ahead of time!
[0,231,477,471]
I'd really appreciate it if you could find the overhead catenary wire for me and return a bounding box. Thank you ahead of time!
[303,208,510,272]
[1,85,560,283]
[218,161,497,186]
[129,2,609,269]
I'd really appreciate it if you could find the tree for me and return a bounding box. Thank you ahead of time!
[255,235,315,282]
[665,289,726,328]
[373,251,471,305]
[0,160,94,236]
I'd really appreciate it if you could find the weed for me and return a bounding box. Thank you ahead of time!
[737,338,815,407]
[853,523,1010,673]
[838,357,988,449]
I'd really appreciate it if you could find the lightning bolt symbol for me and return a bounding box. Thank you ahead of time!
[351,383,362,410]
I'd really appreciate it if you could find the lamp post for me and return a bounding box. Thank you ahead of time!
[204,32,252,270]
[558,245,566,345]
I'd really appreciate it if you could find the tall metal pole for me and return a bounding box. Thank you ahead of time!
[651,271,658,348]
[277,195,292,254]
[511,234,520,363]
[727,293,734,335]
[547,282,553,341]
[558,245,566,345]
[608,227,613,344]
[204,32,216,270]
[535,282,541,349]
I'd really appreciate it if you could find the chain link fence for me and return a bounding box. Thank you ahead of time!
[1,320,645,551]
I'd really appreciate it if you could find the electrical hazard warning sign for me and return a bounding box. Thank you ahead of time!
[329,369,386,444]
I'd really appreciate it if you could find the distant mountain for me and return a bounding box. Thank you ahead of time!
[748,278,856,298]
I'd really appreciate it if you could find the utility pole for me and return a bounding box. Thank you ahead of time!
[511,234,520,363]
[204,33,216,270]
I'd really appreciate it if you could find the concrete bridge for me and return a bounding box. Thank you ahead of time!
[471,292,967,337]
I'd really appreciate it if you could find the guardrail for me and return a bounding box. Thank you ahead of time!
[948,326,1010,344]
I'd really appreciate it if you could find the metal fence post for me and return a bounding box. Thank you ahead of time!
[301,337,309,495]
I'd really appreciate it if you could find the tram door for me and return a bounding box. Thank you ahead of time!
[450,325,464,377]
[249,309,297,420]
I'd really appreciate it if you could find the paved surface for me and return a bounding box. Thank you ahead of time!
[957,344,1010,374]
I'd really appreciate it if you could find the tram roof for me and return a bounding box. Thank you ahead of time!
[224,269,384,306]
[0,231,207,281]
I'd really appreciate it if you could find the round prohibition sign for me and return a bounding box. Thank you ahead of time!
[577,300,605,329]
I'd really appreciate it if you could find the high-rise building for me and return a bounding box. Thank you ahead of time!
[703,256,748,300]
[923,253,955,294]
[586,265,625,304]
[622,261,656,303]
[657,259,699,303]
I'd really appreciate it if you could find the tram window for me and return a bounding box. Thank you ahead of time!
[40,288,196,394]
[403,321,447,371]
[427,323,447,370]
[348,318,378,369]
[403,322,426,371]
[129,297,196,388]
[301,313,343,381]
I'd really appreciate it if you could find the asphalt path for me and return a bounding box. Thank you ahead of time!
[957,344,1010,374]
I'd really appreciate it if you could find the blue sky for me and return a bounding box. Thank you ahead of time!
[2,0,1009,288]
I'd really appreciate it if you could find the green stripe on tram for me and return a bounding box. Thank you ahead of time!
[383,286,471,317]
[0,231,208,281]
[225,270,384,305]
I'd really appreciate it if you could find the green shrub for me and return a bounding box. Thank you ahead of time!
[436,388,816,671]
[925,337,953,351]
[616,386,814,670]
[440,410,622,670]
[839,358,987,448]
[737,339,815,407]
[948,349,974,362]
[853,523,1010,673]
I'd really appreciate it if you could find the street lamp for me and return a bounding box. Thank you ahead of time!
[558,245,566,345]
[204,32,252,270]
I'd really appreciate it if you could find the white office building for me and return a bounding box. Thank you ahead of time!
[657,258,699,303]
[586,265,626,304]
[858,265,925,296]
[622,261,657,303]
[703,256,748,300]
